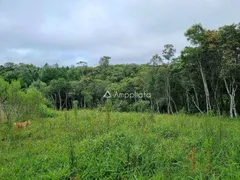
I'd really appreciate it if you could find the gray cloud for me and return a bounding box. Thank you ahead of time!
[0,0,239,66]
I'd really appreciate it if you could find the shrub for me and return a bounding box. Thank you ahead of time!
[0,79,54,120]
[38,104,57,118]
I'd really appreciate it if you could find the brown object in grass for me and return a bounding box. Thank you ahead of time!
[191,147,196,171]
[14,120,32,128]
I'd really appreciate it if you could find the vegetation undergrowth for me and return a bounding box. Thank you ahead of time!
[0,110,240,179]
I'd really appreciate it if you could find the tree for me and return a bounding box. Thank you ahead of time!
[0,77,9,120]
[99,56,111,68]
[219,24,240,117]
[0,79,46,121]
[148,54,163,66]
[162,44,176,63]
[77,61,88,76]
[162,44,177,114]
[17,63,39,87]
[0,23,239,117]
[184,24,212,113]
[48,78,70,110]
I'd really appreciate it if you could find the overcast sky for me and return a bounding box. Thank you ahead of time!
[0,0,239,66]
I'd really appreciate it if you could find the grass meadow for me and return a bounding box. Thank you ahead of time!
[0,110,240,179]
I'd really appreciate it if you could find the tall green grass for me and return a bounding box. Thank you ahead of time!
[0,110,240,179]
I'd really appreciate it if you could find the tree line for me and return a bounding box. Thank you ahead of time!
[0,23,239,118]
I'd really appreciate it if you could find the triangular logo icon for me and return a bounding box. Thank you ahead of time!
[103,91,111,99]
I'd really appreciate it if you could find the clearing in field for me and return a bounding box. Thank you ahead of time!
[0,110,240,179]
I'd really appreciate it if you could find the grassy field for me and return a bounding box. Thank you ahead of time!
[0,110,240,179]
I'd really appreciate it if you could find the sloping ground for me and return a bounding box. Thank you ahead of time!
[0,110,240,179]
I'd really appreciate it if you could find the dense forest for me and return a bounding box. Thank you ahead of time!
[0,23,240,118]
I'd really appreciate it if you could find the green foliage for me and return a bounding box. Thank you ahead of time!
[104,99,112,112]
[132,100,151,112]
[99,56,111,68]
[0,79,51,121]
[73,100,78,121]
[38,104,57,118]
[0,23,239,117]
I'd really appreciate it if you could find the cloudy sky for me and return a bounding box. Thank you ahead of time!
[0,0,239,66]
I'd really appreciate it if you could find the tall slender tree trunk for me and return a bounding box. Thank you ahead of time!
[192,86,203,114]
[65,92,68,109]
[233,101,238,117]
[156,100,160,113]
[53,94,57,109]
[193,86,200,109]
[186,91,190,113]
[192,96,203,114]
[150,99,153,112]
[199,61,211,112]
[58,90,62,110]
[166,76,173,114]
[171,97,178,113]
[214,91,221,116]
[223,77,238,118]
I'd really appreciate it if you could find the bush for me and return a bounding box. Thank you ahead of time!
[131,100,151,112]
[38,104,57,118]
[0,79,55,121]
